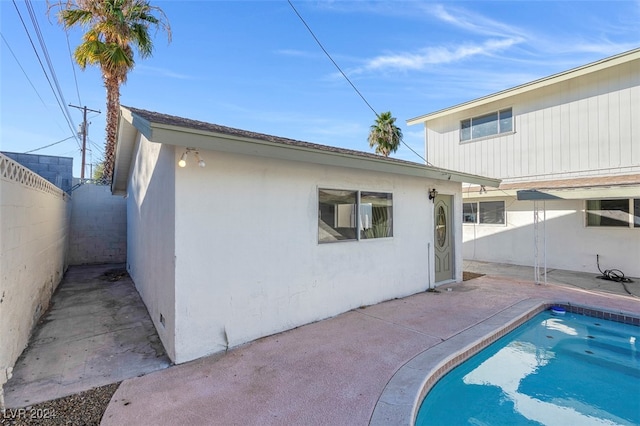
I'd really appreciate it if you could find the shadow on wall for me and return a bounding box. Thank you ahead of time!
[462,199,640,277]
[125,141,176,362]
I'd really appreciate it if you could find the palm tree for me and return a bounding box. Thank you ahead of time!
[55,0,171,181]
[368,111,403,157]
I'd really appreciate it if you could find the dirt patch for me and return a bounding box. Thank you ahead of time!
[463,271,485,281]
[1,382,120,426]
[100,269,129,282]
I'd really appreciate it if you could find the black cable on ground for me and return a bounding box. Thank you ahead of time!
[596,255,634,295]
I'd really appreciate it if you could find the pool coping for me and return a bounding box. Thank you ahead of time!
[368,298,640,426]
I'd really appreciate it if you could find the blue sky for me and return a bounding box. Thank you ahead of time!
[2,1,639,177]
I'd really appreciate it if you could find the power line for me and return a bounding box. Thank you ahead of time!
[65,31,82,105]
[0,31,49,109]
[70,104,101,179]
[286,1,429,165]
[287,0,377,117]
[25,0,80,147]
[24,135,76,153]
[12,0,81,150]
[88,139,104,154]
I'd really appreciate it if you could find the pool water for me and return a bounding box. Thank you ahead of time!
[416,310,640,425]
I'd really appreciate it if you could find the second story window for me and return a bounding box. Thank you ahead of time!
[460,108,513,142]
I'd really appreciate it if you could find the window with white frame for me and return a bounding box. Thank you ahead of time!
[462,201,505,224]
[318,189,393,243]
[460,108,513,142]
[586,199,640,228]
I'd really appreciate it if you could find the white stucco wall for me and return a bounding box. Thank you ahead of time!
[463,197,640,277]
[0,154,70,401]
[172,149,461,363]
[126,135,176,361]
[69,183,127,265]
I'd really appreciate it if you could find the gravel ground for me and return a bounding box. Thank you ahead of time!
[1,383,120,426]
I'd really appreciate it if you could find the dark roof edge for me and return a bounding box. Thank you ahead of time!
[124,106,429,168]
[116,106,501,188]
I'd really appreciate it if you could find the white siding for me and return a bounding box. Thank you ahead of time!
[426,58,640,181]
[422,56,640,276]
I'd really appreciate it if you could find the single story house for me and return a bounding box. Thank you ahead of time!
[112,106,499,363]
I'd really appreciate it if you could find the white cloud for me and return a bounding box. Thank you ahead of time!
[428,3,527,39]
[359,37,524,73]
[337,3,528,76]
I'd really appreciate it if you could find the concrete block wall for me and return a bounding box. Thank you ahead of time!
[1,152,73,193]
[0,153,71,406]
[68,184,127,265]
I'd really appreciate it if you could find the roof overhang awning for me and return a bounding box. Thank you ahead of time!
[462,173,640,200]
[516,186,640,200]
[516,190,563,200]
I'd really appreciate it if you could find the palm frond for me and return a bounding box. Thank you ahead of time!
[60,8,92,27]
[130,23,153,57]
[54,0,171,181]
[367,111,402,157]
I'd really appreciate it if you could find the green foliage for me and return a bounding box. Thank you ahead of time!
[59,0,170,83]
[368,111,403,157]
[93,160,106,182]
[50,0,171,181]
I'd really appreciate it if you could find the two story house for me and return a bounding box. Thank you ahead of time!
[408,48,640,278]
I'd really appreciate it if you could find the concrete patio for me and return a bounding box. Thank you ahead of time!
[2,261,638,425]
[464,259,640,298]
[101,270,638,425]
[3,264,171,408]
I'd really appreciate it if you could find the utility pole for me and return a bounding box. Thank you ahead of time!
[69,104,101,179]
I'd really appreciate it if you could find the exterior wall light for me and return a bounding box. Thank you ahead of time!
[429,188,438,201]
[195,152,205,168]
[178,152,188,168]
[178,148,205,168]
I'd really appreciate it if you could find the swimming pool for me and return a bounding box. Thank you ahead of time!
[415,309,640,425]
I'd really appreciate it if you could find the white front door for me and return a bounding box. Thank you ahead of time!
[434,195,453,283]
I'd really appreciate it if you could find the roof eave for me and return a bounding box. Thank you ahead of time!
[111,108,139,195]
[112,106,501,191]
[147,121,501,187]
[407,48,640,126]
[463,183,640,200]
